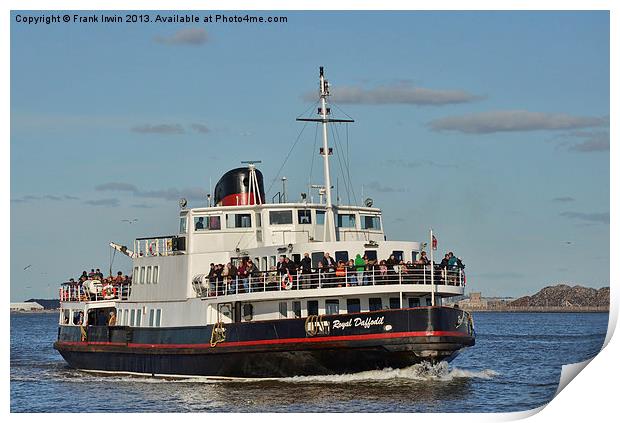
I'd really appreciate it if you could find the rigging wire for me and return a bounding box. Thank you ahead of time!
[331,123,355,204]
[329,100,358,205]
[329,123,352,205]
[266,100,319,196]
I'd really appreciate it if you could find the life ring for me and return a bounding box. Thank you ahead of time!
[102,284,117,299]
[281,273,293,290]
[149,241,157,256]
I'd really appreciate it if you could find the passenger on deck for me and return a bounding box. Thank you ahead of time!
[347,259,357,286]
[378,260,388,282]
[335,261,346,287]
[315,261,324,288]
[416,251,430,267]
[79,271,88,281]
[108,311,117,326]
[224,263,236,294]
[321,252,336,270]
[247,260,259,289]
[447,252,458,270]
[386,255,398,275]
[355,254,366,285]
[88,269,96,279]
[114,271,124,283]
[299,253,312,289]
[96,269,104,280]
[237,260,249,293]
[321,252,336,286]
[276,256,288,276]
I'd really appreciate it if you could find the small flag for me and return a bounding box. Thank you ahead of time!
[432,234,438,250]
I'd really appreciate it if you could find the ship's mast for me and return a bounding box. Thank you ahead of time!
[297,67,353,241]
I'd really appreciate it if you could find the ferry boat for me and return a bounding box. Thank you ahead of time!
[54,68,475,378]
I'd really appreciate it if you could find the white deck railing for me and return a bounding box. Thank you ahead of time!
[192,266,465,299]
[59,282,131,303]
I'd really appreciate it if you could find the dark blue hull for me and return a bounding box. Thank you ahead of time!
[54,307,475,378]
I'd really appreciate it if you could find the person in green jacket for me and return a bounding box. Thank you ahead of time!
[354,254,366,285]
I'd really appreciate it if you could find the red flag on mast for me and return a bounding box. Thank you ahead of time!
[432,234,438,250]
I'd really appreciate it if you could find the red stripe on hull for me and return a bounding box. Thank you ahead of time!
[56,330,470,350]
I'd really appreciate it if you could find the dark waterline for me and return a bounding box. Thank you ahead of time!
[10,312,608,412]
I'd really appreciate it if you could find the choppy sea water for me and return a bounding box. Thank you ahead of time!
[10,312,608,413]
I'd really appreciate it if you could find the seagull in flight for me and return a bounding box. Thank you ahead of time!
[23,264,32,271]
[122,219,138,224]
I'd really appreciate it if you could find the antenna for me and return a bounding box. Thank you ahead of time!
[296,67,354,242]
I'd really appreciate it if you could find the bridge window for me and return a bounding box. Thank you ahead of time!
[130,309,136,326]
[226,213,252,228]
[335,251,349,263]
[139,267,145,284]
[391,251,404,262]
[146,266,152,284]
[153,266,159,284]
[361,215,381,230]
[261,257,268,271]
[242,304,253,321]
[347,298,361,314]
[179,216,187,234]
[148,309,155,326]
[389,297,400,309]
[369,297,382,312]
[270,210,293,225]
[293,301,302,318]
[337,214,356,228]
[135,309,142,326]
[194,216,221,231]
[412,251,418,263]
[155,309,162,326]
[279,301,288,318]
[298,210,312,224]
[307,300,319,316]
[316,211,325,225]
[311,252,324,268]
[364,250,377,261]
[325,299,340,315]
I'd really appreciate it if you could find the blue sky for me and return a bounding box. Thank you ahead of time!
[10,11,609,300]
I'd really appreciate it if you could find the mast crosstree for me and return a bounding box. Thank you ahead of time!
[296,67,354,241]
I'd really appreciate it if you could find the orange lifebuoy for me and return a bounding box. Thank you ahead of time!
[281,273,293,290]
[102,284,117,299]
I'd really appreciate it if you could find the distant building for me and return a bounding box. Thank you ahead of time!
[10,302,44,311]
[456,292,514,310]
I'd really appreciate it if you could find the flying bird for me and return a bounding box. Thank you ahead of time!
[122,219,138,224]
[23,264,32,271]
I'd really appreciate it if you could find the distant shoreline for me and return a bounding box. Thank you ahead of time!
[461,306,609,313]
[10,309,58,314]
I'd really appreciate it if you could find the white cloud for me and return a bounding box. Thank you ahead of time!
[429,110,607,134]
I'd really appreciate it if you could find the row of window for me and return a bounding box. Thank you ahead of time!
[275,297,430,319]
[185,210,382,232]
[133,265,159,285]
[119,308,162,327]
